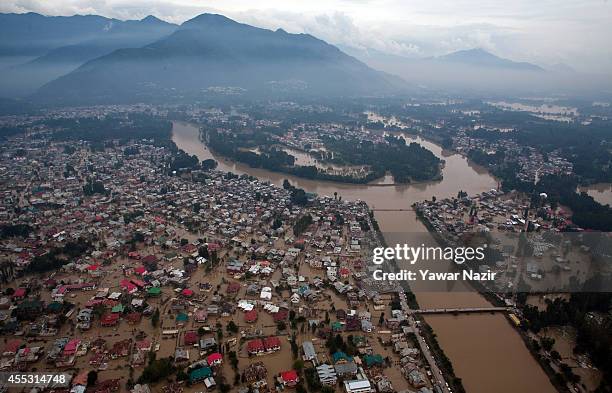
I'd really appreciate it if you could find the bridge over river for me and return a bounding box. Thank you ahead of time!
[410,307,510,315]
[370,208,416,211]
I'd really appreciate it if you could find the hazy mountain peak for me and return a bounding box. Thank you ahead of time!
[441,48,500,61]
[32,12,402,104]
[181,13,240,28]
[463,48,489,54]
[437,48,544,72]
[140,15,164,24]
[0,12,178,97]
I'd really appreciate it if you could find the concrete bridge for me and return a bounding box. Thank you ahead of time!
[370,208,415,212]
[410,307,510,315]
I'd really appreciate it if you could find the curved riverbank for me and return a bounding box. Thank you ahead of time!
[202,127,444,186]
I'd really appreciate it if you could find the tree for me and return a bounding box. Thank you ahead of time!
[198,245,209,259]
[151,308,160,328]
[202,159,218,170]
[210,250,219,265]
[293,359,304,371]
[540,337,555,352]
[87,371,98,387]
[227,321,239,334]
[83,179,108,196]
[304,367,321,391]
[229,351,239,370]
[334,334,345,351]
[290,333,299,359]
[138,357,176,384]
[176,370,188,381]
[293,214,313,236]
[272,217,283,230]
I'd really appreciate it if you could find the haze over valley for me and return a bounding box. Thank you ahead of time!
[1,9,611,103]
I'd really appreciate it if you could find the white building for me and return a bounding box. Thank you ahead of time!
[344,379,372,393]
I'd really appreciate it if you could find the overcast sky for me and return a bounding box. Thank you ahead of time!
[2,0,612,75]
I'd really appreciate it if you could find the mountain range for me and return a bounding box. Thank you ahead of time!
[28,13,403,104]
[0,12,119,58]
[340,45,582,94]
[0,13,177,96]
[0,11,581,103]
[433,48,544,72]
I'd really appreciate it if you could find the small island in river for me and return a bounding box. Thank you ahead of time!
[203,122,443,184]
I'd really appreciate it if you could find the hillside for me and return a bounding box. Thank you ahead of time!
[33,14,403,104]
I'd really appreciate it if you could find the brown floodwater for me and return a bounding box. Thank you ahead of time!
[172,121,557,393]
[578,183,612,206]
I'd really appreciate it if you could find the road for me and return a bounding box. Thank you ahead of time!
[398,291,451,393]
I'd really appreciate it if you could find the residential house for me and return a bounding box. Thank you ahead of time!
[184,331,198,346]
[207,352,222,366]
[316,364,337,385]
[344,379,372,393]
[334,362,358,378]
[280,370,299,387]
[263,337,281,353]
[247,339,265,356]
[302,341,317,363]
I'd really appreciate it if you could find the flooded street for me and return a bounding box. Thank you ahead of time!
[172,121,556,393]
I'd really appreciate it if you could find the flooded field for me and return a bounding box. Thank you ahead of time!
[579,183,612,206]
[541,326,602,391]
[488,101,579,117]
[365,111,410,129]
